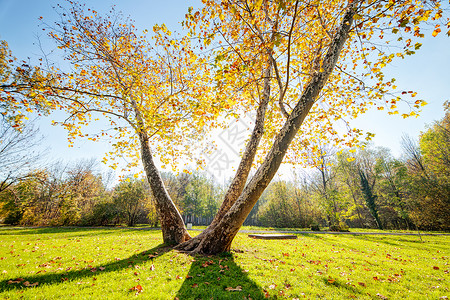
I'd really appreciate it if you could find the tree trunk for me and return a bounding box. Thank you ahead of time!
[130,95,190,244]
[176,2,358,254]
[139,135,191,244]
[203,60,273,230]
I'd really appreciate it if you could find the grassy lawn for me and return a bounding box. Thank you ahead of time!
[0,227,448,299]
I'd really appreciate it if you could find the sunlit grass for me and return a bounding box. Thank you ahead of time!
[0,227,448,299]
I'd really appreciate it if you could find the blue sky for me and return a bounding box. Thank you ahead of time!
[0,0,449,179]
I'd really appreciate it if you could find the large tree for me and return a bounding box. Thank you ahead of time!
[2,3,226,244]
[2,0,445,253]
[175,0,444,254]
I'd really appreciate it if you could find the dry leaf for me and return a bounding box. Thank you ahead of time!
[150,264,155,271]
[225,286,242,291]
[23,281,39,287]
[130,284,143,294]
[192,283,199,288]
[7,278,25,284]
[358,282,366,287]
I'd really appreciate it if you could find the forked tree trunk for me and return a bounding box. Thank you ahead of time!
[176,2,358,254]
[196,61,273,240]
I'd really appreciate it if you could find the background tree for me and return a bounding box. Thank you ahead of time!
[0,118,45,194]
[403,103,450,230]
[113,178,149,227]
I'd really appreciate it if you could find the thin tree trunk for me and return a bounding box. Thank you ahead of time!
[204,61,273,230]
[176,2,358,254]
[139,135,190,244]
[131,97,190,244]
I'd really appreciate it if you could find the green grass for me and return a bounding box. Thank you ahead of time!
[0,227,448,299]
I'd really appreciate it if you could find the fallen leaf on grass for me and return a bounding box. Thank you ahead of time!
[7,278,25,284]
[327,278,336,284]
[130,284,143,294]
[192,283,198,288]
[150,264,155,271]
[99,266,105,271]
[358,282,366,287]
[376,293,388,299]
[23,281,39,287]
[433,266,440,270]
[225,286,242,291]
[202,260,214,268]
[269,284,277,289]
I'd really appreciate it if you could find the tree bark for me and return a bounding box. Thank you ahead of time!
[139,134,191,244]
[130,97,190,244]
[176,2,358,254]
[203,61,273,230]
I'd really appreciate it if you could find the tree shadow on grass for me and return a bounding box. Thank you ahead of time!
[0,243,170,292]
[175,252,265,300]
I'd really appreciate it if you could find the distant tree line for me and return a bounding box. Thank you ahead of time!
[0,104,448,230]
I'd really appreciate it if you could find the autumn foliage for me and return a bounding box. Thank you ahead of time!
[1,0,448,253]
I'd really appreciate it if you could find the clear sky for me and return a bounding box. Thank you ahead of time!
[1,0,449,180]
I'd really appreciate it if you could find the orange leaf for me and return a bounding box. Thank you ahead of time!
[432,28,441,37]
[130,284,143,293]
